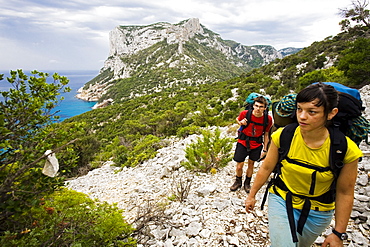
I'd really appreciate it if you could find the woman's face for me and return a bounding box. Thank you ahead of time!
[296,99,327,132]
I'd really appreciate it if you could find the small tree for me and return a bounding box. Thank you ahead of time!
[339,0,370,31]
[337,37,370,85]
[181,128,233,172]
[0,70,82,231]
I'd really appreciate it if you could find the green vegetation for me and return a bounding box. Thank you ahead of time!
[1,2,370,244]
[181,128,234,172]
[65,78,244,169]
[0,70,135,245]
[83,68,114,90]
[0,70,81,231]
[337,37,370,86]
[0,189,136,246]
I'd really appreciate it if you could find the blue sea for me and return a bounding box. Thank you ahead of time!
[0,70,99,121]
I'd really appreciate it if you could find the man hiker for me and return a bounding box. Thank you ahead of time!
[230,96,273,192]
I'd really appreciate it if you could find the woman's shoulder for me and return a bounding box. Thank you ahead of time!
[271,127,284,136]
[344,136,363,160]
[271,127,285,147]
[271,125,302,147]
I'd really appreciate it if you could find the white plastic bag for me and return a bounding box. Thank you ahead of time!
[42,150,59,177]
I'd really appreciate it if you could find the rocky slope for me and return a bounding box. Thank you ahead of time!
[66,85,370,247]
[65,127,369,246]
[76,18,293,103]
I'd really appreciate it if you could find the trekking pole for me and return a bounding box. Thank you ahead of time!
[257,154,266,162]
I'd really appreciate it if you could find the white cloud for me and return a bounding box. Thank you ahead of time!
[0,0,354,70]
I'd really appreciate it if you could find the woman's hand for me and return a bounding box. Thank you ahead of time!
[245,195,256,213]
[321,233,344,247]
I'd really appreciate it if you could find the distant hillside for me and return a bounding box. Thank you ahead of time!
[77,18,300,103]
[65,20,370,170]
[244,26,370,98]
[278,47,302,56]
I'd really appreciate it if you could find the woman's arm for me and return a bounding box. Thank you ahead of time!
[263,131,270,150]
[245,140,279,212]
[321,159,358,247]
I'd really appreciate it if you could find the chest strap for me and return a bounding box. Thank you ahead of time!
[273,176,335,243]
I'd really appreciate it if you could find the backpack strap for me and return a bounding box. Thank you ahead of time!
[263,109,269,133]
[245,108,269,131]
[260,123,298,210]
[328,126,347,179]
[278,123,298,163]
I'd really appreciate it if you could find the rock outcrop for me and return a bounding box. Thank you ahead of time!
[104,18,282,80]
[108,18,203,58]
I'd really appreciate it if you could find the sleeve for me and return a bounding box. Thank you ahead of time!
[271,127,284,148]
[344,137,363,164]
[237,110,248,121]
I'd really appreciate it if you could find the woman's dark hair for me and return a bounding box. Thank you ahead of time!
[296,82,339,116]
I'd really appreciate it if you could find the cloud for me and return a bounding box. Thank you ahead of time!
[0,0,352,71]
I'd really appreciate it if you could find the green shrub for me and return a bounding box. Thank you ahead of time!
[0,188,136,246]
[176,125,202,138]
[181,128,233,172]
[123,135,162,167]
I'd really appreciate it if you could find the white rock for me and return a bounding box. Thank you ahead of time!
[195,183,216,196]
[185,222,202,236]
[227,236,239,245]
[199,228,212,239]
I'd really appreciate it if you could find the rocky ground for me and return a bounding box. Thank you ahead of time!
[66,124,370,247]
[66,85,370,246]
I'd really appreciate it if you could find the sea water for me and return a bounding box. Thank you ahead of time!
[0,70,99,121]
[53,70,98,121]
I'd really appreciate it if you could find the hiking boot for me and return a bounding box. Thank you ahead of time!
[230,176,242,191]
[244,177,251,193]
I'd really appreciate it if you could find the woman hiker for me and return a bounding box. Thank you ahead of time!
[245,83,362,246]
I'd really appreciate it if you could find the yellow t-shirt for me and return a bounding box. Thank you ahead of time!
[270,126,363,211]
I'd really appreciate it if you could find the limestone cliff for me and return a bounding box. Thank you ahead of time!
[77,18,288,102]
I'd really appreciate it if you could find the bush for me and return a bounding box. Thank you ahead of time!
[176,125,202,138]
[0,70,83,232]
[181,128,233,172]
[0,188,136,246]
[123,135,162,167]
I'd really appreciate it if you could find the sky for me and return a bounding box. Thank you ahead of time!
[0,0,354,72]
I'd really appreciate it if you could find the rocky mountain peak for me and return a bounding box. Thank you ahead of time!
[78,19,297,103]
[108,18,203,58]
